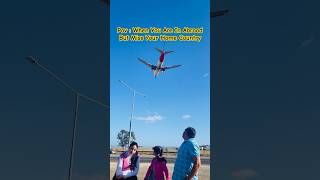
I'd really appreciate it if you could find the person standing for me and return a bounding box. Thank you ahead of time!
[172,127,201,180]
[144,146,170,180]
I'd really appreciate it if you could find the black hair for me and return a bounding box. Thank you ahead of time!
[153,146,166,163]
[129,141,138,148]
[129,141,139,170]
[153,146,163,156]
[185,127,196,138]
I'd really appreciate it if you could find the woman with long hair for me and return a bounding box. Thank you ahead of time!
[113,141,140,180]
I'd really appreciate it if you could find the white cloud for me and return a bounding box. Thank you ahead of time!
[134,113,163,123]
[231,169,257,179]
[203,73,209,78]
[181,114,192,120]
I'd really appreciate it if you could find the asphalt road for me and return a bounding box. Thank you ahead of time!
[110,155,210,165]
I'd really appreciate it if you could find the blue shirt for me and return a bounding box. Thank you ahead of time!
[172,138,200,180]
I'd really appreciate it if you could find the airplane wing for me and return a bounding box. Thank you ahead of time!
[211,10,229,18]
[138,58,153,68]
[155,47,163,53]
[164,50,174,55]
[160,64,181,71]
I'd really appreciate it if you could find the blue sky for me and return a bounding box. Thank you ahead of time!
[110,0,210,147]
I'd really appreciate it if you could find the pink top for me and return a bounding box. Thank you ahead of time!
[116,152,140,178]
[144,157,170,180]
[120,151,134,171]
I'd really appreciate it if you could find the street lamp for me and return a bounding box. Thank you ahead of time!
[26,56,108,180]
[118,80,146,147]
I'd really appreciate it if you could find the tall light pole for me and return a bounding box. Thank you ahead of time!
[26,56,108,180]
[118,80,146,147]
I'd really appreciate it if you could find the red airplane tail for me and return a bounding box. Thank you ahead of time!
[155,47,174,54]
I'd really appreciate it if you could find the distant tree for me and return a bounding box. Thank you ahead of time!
[117,130,135,148]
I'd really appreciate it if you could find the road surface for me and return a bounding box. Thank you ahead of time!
[110,154,210,165]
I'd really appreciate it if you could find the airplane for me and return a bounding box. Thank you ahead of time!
[211,9,229,18]
[138,48,181,78]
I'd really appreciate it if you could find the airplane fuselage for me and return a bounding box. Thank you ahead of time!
[153,53,165,77]
[159,53,165,62]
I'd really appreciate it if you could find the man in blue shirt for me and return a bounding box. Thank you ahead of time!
[172,127,201,180]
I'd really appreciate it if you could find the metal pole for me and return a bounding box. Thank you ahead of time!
[68,93,79,180]
[128,91,136,147]
[26,56,108,180]
[26,56,108,108]
[118,80,146,148]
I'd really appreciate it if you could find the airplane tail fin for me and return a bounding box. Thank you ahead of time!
[155,47,174,55]
[155,47,163,54]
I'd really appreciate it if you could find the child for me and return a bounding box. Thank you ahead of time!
[144,146,170,180]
